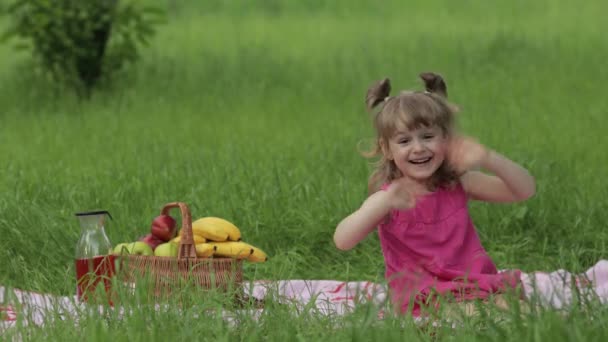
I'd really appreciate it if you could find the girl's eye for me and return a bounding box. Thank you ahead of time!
[398,138,410,144]
[423,134,434,140]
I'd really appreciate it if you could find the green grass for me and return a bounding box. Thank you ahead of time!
[1,0,608,340]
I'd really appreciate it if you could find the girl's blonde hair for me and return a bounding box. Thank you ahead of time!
[363,72,460,194]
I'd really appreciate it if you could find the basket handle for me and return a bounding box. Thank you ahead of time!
[160,202,196,260]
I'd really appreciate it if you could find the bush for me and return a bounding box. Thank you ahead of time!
[1,0,164,95]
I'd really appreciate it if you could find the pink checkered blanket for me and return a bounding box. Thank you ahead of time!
[3,260,608,330]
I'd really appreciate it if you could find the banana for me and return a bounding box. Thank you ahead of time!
[209,241,254,259]
[192,217,242,242]
[195,243,217,258]
[172,235,206,244]
[192,222,228,241]
[202,217,242,241]
[194,217,241,241]
[247,245,268,263]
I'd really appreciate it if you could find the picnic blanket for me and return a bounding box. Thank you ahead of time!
[2,260,608,330]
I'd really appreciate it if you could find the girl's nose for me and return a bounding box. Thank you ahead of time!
[412,139,425,152]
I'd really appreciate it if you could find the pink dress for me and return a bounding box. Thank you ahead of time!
[378,182,521,316]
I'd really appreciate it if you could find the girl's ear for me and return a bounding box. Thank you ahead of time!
[380,138,393,160]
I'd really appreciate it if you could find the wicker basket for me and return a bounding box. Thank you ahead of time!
[116,202,243,300]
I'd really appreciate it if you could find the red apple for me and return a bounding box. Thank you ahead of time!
[150,214,177,242]
[139,233,164,250]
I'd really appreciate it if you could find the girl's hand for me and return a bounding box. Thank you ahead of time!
[447,135,490,173]
[386,177,416,210]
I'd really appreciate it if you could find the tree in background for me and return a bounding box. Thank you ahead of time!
[1,0,164,96]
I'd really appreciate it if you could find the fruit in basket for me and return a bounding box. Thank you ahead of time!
[211,241,268,262]
[195,243,217,257]
[201,217,242,241]
[154,242,178,257]
[192,221,228,241]
[247,245,269,263]
[172,234,206,244]
[209,241,254,259]
[192,217,241,241]
[112,241,154,256]
[112,243,130,255]
[128,241,154,256]
[151,214,177,241]
[139,233,164,250]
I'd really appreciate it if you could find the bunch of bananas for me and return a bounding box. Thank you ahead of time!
[172,217,268,262]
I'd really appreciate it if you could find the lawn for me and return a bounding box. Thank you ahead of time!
[1,0,607,340]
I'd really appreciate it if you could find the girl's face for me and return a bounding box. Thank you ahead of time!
[384,125,448,185]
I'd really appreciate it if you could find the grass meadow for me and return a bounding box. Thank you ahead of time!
[1,0,608,340]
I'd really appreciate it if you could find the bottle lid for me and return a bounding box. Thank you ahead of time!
[75,210,113,220]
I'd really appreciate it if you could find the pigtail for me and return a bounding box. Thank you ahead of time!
[365,78,392,111]
[419,72,448,98]
[420,71,460,114]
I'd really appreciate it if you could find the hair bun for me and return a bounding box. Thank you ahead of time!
[366,78,392,110]
[419,72,447,98]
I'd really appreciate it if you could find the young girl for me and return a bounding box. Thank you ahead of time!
[333,72,536,316]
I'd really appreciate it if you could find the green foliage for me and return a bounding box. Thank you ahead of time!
[1,0,164,95]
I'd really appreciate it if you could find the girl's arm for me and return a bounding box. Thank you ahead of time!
[461,150,536,203]
[334,178,415,250]
[333,190,392,250]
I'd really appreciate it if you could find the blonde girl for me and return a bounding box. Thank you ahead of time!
[333,73,535,316]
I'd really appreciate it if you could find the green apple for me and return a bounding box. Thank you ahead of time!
[112,243,130,255]
[128,241,154,256]
[154,242,178,257]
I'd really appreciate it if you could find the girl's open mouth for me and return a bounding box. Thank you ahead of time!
[409,157,432,165]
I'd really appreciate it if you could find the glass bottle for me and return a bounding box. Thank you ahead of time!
[74,210,115,303]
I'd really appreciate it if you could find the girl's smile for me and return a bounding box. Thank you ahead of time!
[409,156,432,164]
[386,125,447,184]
